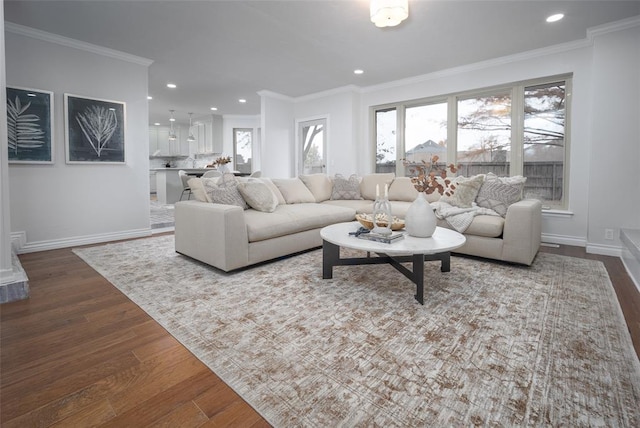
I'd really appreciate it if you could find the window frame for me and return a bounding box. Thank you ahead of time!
[371,74,572,210]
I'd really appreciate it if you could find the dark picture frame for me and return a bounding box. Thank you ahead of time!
[64,94,126,164]
[7,86,54,164]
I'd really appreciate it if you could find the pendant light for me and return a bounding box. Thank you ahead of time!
[187,112,196,142]
[168,110,177,141]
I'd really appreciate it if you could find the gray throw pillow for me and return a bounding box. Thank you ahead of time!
[237,181,278,213]
[476,177,526,216]
[203,173,248,209]
[331,174,362,200]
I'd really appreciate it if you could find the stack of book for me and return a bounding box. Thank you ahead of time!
[357,230,405,244]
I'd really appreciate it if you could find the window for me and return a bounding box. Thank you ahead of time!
[373,76,570,209]
[233,128,252,174]
[299,118,326,174]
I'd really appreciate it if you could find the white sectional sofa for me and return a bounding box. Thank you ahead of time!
[174,173,542,272]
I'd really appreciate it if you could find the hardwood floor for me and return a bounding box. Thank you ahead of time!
[1,240,638,427]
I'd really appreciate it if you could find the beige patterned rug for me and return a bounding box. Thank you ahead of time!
[74,235,640,427]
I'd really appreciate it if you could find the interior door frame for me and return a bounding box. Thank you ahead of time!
[295,115,328,176]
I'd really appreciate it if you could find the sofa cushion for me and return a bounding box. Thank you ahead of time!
[439,175,484,208]
[437,215,504,238]
[187,177,211,202]
[388,177,419,202]
[360,173,395,200]
[237,181,278,213]
[476,177,526,217]
[244,203,356,242]
[299,174,333,202]
[331,174,362,200]
[258,178,286,205]
[322,199,373,213]
[272,178,316,204]
[203,173,248,209]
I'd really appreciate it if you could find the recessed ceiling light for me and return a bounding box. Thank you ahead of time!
[154,122,161,126]
[166,83,177,89]
[210,107,218,111]
[239,99,247,103]
[354,69,364,75]
[546,13,564,23]
[147,96,153,100]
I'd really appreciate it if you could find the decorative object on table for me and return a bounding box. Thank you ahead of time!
[405,192,437,237]
[6,86,54,164]
[64,93,125,164]
[371,183,393,236]
[403,154,459,237]
[355,213,405,231]
[357,229,405,244]
[214,155,232,173]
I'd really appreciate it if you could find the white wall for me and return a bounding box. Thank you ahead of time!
[259,91,294,178]
[6,29,151,252]
[586,24,640,253]
[294,87,362,176]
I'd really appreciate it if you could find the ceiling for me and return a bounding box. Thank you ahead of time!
[4,1,640,126]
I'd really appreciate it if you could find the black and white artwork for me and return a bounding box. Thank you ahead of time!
[7,86,54,164]
[65,94,126,164]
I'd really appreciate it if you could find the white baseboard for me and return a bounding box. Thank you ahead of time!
[586,243,623,257]
[17,228,153,254]
[10,231,27,251]
[541,233,586,247]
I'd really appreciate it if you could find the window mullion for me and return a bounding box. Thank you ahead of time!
[511,86,524,176]
[447,95,457,166]
[397,105,406,176]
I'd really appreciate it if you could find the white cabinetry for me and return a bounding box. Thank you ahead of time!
[191,115,223,155]
[149,126,189,156]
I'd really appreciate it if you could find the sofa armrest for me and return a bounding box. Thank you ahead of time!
[174,200,249,272]
[501,199,542,265]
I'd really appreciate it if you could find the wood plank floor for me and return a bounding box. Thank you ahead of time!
[1,240,638,427]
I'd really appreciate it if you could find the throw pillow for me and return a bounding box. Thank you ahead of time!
[388,177,419,202]
[237,181,278,213]
[299,173,333,202]
[439,175,484,208]
[359,173,395,200]
[476,175,526,216]
[258,178,286,205]
[331,174,362,200]
[187,177,210,202]
[271,178,316,204]
[203,173,248,209]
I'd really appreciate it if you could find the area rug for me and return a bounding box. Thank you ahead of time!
[73,236,640,427]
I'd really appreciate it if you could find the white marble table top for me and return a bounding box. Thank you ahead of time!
[320,222,466,256]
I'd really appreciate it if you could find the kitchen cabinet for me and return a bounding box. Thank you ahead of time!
[191,115,223,155]
[149,126,189,156]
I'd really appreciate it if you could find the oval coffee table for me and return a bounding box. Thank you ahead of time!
[320,222,466,304]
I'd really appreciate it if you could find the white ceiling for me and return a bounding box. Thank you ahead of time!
[4,1,640,126]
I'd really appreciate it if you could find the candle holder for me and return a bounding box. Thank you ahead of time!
[371,195,393,236]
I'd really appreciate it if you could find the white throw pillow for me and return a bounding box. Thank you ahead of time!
[476,174,527,216]
[272,178,316,204]
[388,177,419,202]
[439,175,484,208]
[299,173,333,202]
[360,173,395,200]
[258,178,286,205]
[237,181,278,213]
[187,177,210,202]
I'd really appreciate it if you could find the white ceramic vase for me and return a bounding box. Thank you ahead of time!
[218,164,230,173]
[405,192,437,238]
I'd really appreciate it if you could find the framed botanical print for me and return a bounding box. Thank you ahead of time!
[6,86,54,164]
[64,94,126,164]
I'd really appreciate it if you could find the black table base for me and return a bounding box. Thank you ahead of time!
[322,240,450,305]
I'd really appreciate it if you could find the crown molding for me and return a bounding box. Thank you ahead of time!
[362,15,640,95]
[294,85,362,103]
[5,22,154,67]
[257,90,294,102]
[587,14,640,40]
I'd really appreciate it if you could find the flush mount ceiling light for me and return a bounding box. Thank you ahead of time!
[370,0,408,28]
[546,13,564,23]
[187,112,196,142]
[168,110,177,141]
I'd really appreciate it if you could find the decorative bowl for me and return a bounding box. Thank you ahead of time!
[356,213,405,231]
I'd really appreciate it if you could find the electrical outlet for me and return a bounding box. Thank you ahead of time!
[605,228,615,240]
